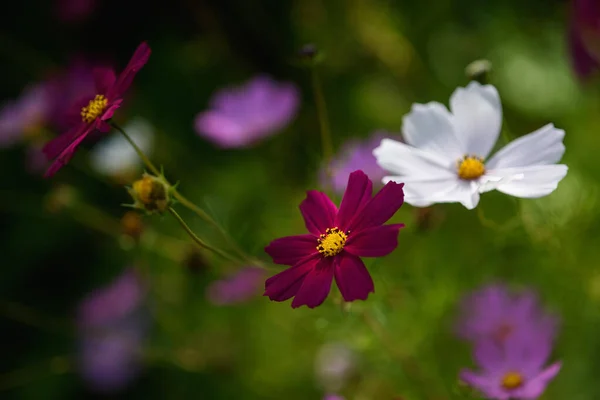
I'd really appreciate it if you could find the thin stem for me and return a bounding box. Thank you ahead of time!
[310,66,334,168]
[168,207,241,264]
[110,121,161,176]
[113,121,267,268]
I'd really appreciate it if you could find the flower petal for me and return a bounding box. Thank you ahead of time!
[291,258,334,308]
[44,130,90,177]
[402,102,464,160]
[347,180,404,232]
[93,67,116,95]
[345,224,404,257]
[264,256,319,302]
[265,234,318,266]
[385,175,480,210]
[43,124,86,161]
[486,124,565,169]
[449,82,502,158]
[334,253,374,302]
[472,340,505,374]
[374,138,455,178]
[108,42,151,99]
[485,165,568,198]
[335,170,373,231]
[299,190,338,235]
[512,362,561,399]
[459,370,508,400]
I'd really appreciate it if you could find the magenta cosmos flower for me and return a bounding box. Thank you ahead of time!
[456,284,558,345]
[264,170,405,308]
[206,267,265,305]
[42,42,151,177]
[194,75,299,148]
[460,329,561,399]
[569,0,600,79]
[321,131,399,194]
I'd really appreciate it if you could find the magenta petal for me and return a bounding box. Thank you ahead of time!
[93,67,117,95]
[109,42,151,99]
[334,253,374,302]
[43,124,86,161]
[335,170,373,231]
[345,223,404,257]
[264,256,318,302]
[265,234,318,266]
[291,258,334,308]
[348,181,404,232]
[44,131,90,177]
[299,190,338,235]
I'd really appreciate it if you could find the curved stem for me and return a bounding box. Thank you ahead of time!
[112,121,268,268]
[168,207,241,264]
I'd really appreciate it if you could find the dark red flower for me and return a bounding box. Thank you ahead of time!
[569,0,600,80]
[264,170,405,308]
[43,42,151,177]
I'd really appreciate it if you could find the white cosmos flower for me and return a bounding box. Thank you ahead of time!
[90,117,154,176]
[373,82,568,210]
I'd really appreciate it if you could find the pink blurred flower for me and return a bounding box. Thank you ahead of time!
[194,75,300,148]
[460,328,561,399]
[43,42,151,177]
[569,0,600,79]
[455,284,558,345]
[0,83,54,148]
[77,269,148,392]
[323,395,345,400]
[206,267,265,305]
[321,131,399,194]
[264,170,405,308]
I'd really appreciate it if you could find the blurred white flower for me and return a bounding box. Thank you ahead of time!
[315,343,356,393]
[374,82,568,209]
[90,117,154,176]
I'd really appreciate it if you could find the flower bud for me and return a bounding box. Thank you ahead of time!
[465,59,492,84]
[127,173,171,214]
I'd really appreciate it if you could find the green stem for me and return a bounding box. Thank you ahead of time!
[110,121,161,176]
[168,207,241,264]
[112,121,267,268]
[310,66,334,168]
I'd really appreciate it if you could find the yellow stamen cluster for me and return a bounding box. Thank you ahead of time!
[317,227,348,257]
[457,155,485,180]
[501,371,524,390]
[81,94,108,123]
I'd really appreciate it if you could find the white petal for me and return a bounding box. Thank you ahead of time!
[385,175,480,210]
[449,82,502,158]
[486,123,565,169]
[402,102,464,160]
[484,165,568,198]
[374,138,455,178]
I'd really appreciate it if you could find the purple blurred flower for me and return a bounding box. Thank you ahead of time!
[0,83,54,148]
[194,75,300,148]
[206,267,265,305]
[77,269,147,392]
[323,395,345,400]
[55,0,96,22]
[569,0,600,79]
[456,284,558,345]
[460,330,561,399]
[321,131,398,194]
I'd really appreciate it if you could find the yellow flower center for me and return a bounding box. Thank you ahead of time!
[80,94,108,123]
[317,227,348,257]
[501,371,524,390]
[457,155,485,180]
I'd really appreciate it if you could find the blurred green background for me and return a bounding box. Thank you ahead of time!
[0,0,598,398]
